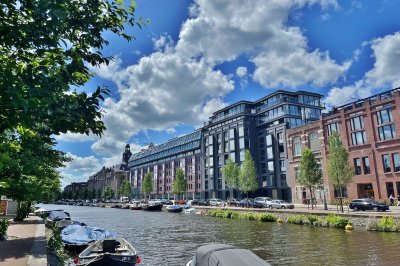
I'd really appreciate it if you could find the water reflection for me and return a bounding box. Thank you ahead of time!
[43,205,400,266]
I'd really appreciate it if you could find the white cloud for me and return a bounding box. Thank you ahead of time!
[236,67,247,77]
[365,32,400,88]
[166,128,177,134]
[59,153,102,187]
[55,131,99,142]
[325,32,400,106]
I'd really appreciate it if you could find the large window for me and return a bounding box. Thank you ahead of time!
[308,132,319,151]
[280,159,286,172]
[377,109,393,125]
[351,131,367,145]
[354,158,361,175]
[293,137,302,156]
[393,153,400,172]
[362,157,370,174]
[327,122,339,136]
[350,116,364,130]
[383,154,391,173]
[378,124,396,141]
[267,147,273,159]
[268,161,274,172]
[266,135,272,146]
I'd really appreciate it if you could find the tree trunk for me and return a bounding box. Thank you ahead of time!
[339,187,344,213]
[310,187,314,210]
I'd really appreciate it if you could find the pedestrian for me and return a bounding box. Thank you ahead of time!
[397,195,400,206]
[389,194,394,206]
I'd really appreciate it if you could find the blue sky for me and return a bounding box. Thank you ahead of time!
[57,0,400,187]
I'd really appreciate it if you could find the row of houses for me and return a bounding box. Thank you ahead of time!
[64,88,400,203]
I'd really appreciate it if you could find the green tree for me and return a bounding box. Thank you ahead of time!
[297,148,322,210]
[172,168,187,201]
[327,132,354,212]
[0,0,146,136]
[89,189,96,200]
[83,188,89,200]
[120,180,132,200]
[223,158,240,198]
[96,189,102,199]
[239,150,258,206]
[142,173,153,200]
[102,187,114,199]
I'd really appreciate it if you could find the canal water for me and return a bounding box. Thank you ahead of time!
[42,204,400,266]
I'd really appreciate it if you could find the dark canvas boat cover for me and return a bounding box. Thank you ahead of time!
[189,244,271,266]
[61,224,117,245]
[48,210,70,221]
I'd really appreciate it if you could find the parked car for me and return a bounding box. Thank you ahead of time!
[227,198,240,207]
[254,197,273,208]
[161,199,173,205]
[208,198,225,206]
[175,199,187,205]
[349,198,389,212]
[268,200,294,209]
[191,199,209,206]
[239,198,263,208]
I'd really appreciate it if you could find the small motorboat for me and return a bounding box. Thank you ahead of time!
[183,208,196,215]
[185,244,271,266]
[141,203,163,211]
[62,224,117,253]
[74,238,141,266]
[166,205,183,213]
[46,210,71,226]
[129,203,142,210]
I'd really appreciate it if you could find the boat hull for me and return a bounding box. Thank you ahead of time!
[166,206,183,213]
[84,254,137,266]
[141,204,163,211]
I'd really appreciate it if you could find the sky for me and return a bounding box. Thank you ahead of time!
[57,0,400,188]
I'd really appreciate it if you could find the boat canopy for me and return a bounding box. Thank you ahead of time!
[61,224,117,246]
[48,210,70,221]
[189,244,271,266]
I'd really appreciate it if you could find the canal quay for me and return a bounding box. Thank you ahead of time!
[38,204,400,266]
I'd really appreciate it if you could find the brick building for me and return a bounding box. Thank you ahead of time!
[287,88,400,203]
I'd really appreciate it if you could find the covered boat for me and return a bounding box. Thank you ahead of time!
[62,224,117,253]
[186,244,270,266]
[75,238,140,266]
[46,210,71,224]
[141,203,163,211]
[166,205,183,213]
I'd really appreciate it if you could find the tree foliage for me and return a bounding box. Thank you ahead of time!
[142,173,153,200]
[120,180,131,199]
[297,148,322,210]
[172,168,187,200]
[239,150,258,199]
[102,187,114,199]
[327,132,354,212]
[223,158,240,198]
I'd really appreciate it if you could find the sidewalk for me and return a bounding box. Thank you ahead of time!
[0,215,46,266]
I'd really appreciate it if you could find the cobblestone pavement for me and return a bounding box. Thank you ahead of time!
[0,215,46,266]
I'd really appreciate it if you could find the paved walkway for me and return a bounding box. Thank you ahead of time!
[0,215,46,266]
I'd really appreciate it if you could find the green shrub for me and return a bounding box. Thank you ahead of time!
[258,213,277,222]
[307,215,319,224]
[287,215,306,225]
[0,218,10,237]
[368,216,397,232]
[325,214,349,228]
[230,212,240,219]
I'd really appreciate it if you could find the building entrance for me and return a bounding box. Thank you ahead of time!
[357,183,374,199]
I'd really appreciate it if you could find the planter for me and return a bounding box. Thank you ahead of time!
[0,233,7,241]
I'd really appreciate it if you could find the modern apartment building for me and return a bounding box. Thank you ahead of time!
[287,88,400,203]
[202,90,324,200]
[127,130,202,199]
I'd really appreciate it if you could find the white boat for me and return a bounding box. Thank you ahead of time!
[183,208,196,214]
[74,238,140,266]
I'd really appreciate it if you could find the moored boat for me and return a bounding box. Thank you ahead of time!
[141,203,163,211]
[129,202,142,210]
[185,244,270,266]
[166,205,183,213]
[74,238,141,266]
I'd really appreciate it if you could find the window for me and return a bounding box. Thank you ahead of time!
[293,137,301,156]
[308,132,319,151]
[268,161,274,172]
[350,116,364,130]
[277,132,283,144]
[229,140,235,151]
[266,135,272,146]
[267,147,273,159]
[354,158,361,175]
[238,127,244,137]
[362,157,370,174]
[327,122,339,136]
[280,160,286,172]
[240,150,245,162]
[383,154,391,173]
[351,131,367,145]
[393,153,400,172]
[229,128,235,139]
[239,138,245,149]
[378,125,396,140]
[377,109,393,125]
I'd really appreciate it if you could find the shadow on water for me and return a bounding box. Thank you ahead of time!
[41,204,400,266]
